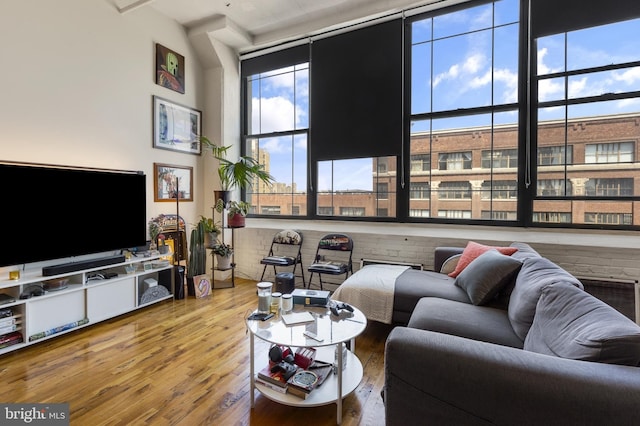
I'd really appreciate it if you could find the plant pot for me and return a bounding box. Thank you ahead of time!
[204,232,218,248]
[227,213,245,228]
[158,244,170,254]
[214,190,231,205]
[216,254,232,270]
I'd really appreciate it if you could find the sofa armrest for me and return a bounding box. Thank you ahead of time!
[384,327,640,426]
[434,247,464,272]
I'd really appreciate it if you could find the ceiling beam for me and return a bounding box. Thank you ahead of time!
[117,0,156,15]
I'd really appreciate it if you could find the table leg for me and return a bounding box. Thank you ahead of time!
[336,341,343,425]
[250,332,255,408]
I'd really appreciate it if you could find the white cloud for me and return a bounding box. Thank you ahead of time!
[252,96,302,133]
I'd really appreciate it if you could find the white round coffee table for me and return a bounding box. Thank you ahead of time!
[246,302,367,425]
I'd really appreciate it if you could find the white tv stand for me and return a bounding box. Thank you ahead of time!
[0,254,174,355]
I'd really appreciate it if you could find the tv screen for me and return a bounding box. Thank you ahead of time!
[1,162,147,268]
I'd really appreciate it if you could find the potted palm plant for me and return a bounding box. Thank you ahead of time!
[200,136,275,226]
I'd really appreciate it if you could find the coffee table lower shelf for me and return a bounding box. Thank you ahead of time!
[254,347,363,407]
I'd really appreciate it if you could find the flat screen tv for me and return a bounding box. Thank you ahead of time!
[1,162,147,268]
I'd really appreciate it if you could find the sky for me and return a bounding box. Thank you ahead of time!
[248,0,640,192]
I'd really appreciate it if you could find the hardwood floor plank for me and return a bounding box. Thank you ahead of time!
[0,279,392,425]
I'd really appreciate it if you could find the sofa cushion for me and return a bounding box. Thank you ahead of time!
[508,257,583,340]
[454,250,523,305]
[524,282,640,366]
[448,241,518,278]
[408,297,524,348]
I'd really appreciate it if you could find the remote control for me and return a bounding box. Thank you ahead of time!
[303,330,324,342]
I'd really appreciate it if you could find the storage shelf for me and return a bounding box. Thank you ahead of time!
[0,253,174,356]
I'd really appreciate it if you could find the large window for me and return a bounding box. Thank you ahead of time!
[534,15,640,227]
[241,0,640,229]
[243,56,309,216]
[409,0,520,222]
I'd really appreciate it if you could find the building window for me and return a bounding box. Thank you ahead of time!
[481,211,516,220]
[481,180,517,199]
[533,212,572,223]
[260,206,281,215]
[481,149,518,169]
[537,179,572,197]
[437,210,471,219]
[585,178,633,197]
[410,209,430,217]
[411,154,430,172]
[538,145,573,165]
[438,181,471,199]
[585,213,632,225]
[585,142,634,164]
[409,182,429,199]
[340,207,365,216]
[377,183,389,199]
[438,152,472,171]
[317,206,334,215]
[377,208,389,217]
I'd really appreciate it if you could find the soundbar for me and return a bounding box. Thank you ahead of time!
[42,255,126,276]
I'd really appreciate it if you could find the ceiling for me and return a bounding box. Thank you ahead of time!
[114,0,452,53]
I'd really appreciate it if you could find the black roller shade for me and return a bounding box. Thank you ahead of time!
[310,19,403,160]
[531,0,640,38]
[241,44,309,78]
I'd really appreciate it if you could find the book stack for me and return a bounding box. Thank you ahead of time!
[256,364,288,394]
[0,308,23,350]
[286,361,334,399]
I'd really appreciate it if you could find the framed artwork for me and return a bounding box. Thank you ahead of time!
[194,274,211,298]
[155,43,185,93]
[154,163,193,202]
[153,96,202,155]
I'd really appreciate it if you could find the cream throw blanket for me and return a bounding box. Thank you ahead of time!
[331,264,410,324]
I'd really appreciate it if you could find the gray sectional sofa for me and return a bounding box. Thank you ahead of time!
[384,242,640,425]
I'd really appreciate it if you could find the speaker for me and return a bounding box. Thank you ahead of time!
[276,272,295,294]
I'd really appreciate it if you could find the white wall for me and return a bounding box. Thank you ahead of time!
[235,220,640,292]
[0,0,209,230]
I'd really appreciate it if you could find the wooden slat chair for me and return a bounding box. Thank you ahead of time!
[259,230,306,287]
[307,233,354,290]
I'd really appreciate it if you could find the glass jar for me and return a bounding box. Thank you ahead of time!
[281,293,293,313]
[270,292,282,315]
[257,282,273,314]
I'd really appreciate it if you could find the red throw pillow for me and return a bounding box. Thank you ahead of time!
[448,241,518,278]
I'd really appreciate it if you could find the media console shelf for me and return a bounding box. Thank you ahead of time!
[0,254,174,356]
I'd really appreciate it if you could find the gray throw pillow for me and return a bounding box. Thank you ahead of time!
[524,281,640,366]
[508,256,583,340]
[454,249,523,305]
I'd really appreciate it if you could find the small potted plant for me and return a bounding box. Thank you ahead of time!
[226,200,250,228]
[211,241,234,270]
[199,215,220,248]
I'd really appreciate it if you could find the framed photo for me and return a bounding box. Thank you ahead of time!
[154,163,193,202]
[155,43,185,94]
[153,96,202,155]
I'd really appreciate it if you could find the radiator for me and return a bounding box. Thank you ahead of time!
[360,258,423,270]
[577,276,639,325]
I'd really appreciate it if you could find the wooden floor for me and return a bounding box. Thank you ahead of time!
[0,278,394,426]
